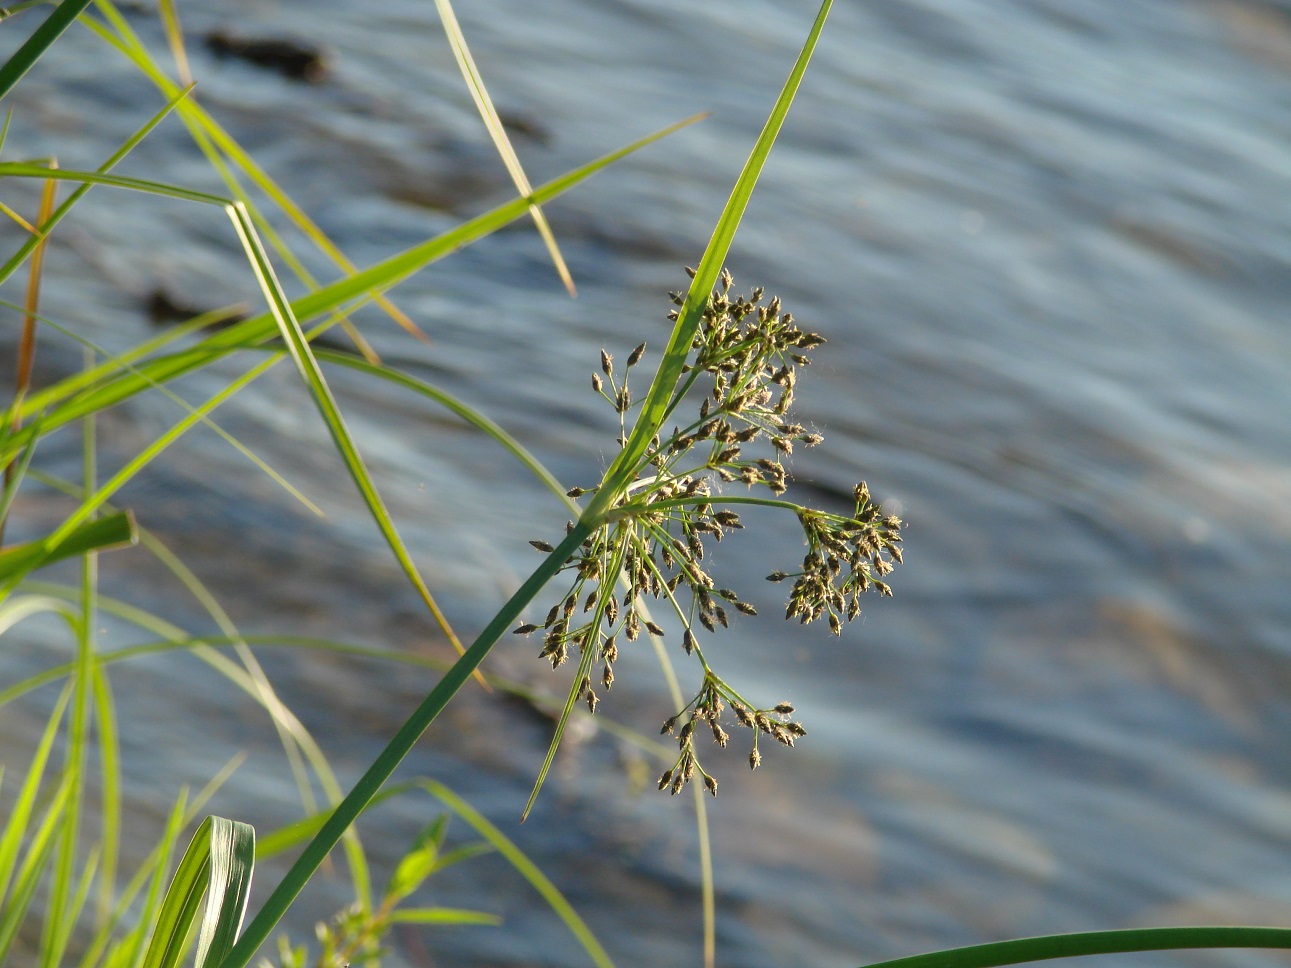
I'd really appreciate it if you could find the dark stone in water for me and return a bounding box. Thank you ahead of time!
[203,30,329,83]
[145,288,247,328]
[498,109,552,146]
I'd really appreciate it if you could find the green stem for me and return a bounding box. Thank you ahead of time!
[218,523,591,968]
[0,0,96,99]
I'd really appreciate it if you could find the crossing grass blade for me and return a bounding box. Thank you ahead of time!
[223,200,481,673]
[0,157,473,670]
[0,0,95,98]
[308,348,571,503]
[0,84,195,289]
[86,0,426,345]
[0,687,72,912]
[1,113,703,465]
[216,521,593,968]
[2,302,324,517]
[0,773,74,962]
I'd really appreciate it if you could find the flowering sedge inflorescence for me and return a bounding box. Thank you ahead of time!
[515,270,902,796]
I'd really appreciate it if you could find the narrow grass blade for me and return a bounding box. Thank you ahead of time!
[390,908,501,926]
[0,773,74,961]
[3,300,324,517]
[858,927,1291,968]
[594,0,833,518]
[1,411,42,529]
[120,794,193,968]
[156,0,191,85]
[218,522,592,968]
[141,816,255,968]
[0,163,229,206]
[4,113,703,448]
[426,780,614,968]
[434,0,575,295]
[0,0,95,98]
[91,663,122,925]
[310,348,570,503]
[0,83,194,288]
[0,685,72,907]
[39,384,98,968]
[86,0,426,343]
[223,202,476,672]
[0,510,137,583]
[521,643,596,821]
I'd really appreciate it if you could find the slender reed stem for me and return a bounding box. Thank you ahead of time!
[218,523,592,968]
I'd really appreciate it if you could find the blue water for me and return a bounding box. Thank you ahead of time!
[4,0,1291,965]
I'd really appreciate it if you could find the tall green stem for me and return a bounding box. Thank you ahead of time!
[218,523,591,968]
[0,0,96,99]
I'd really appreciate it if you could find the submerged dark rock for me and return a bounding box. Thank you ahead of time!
[203,30,329,83]
[145,288,247,328]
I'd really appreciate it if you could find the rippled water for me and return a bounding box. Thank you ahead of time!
[4,0,1291,965]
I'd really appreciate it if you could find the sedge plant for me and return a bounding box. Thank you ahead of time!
[4,2,1291,968]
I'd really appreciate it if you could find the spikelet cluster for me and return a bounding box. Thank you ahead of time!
[514,271,902,795]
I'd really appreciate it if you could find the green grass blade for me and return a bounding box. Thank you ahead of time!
[141,816,255,968]
[434,0,575,295]
[3,299,324,517]
[426,780,614,968]
[0,162,229,206]
[0,600,675,764]
[0,411,42,525]
[81,765,239,968]
[310,348,569,503]
[113,793,190,968]
[192,819,255,968]
[4,112,703,448]
[41,360,272,552]
[0,592,78,637]
[0,685,72,907]
[223,201,474,663]
[593,0,832,519]
[40,392,99,968]
[0,0,95,98]
[858,927,1291,968]
[85,0,426,343]
[0,84,193,287]
[0,772,74,961]
[389,908,502,926]
[12,468,373,906]
[0,510,137,584]
[218,522,592,968]
[521,643,596,821]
